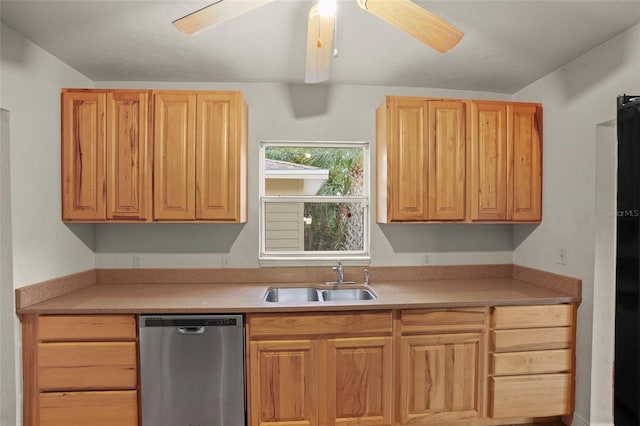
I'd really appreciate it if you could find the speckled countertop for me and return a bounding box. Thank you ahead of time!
[16,275,579,315]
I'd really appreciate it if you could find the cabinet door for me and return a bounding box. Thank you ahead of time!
[325,337,392,425]
[106,91,150,221]
[427,101,466,221]
[153,92,196,220]
[398,333,482,424]
[470,102,508,221]
[508,104,542,221]
[388,97,429,221]
[62,91,106,221]
[249,340,319,426]
[196,92,244,221]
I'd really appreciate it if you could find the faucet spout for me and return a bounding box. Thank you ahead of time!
[332,261,345,284]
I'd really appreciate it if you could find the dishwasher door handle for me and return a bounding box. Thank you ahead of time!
[177,326,205,335]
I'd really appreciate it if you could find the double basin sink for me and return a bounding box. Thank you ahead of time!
[264,285,377,303]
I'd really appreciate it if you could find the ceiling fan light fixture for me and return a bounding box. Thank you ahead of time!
[318,0,337,18]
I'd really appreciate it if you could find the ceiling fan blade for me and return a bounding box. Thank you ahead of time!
[357,0,463,53]
[305,4,336,84]
[173,0,275,35]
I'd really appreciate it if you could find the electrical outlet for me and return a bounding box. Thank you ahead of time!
[132,255,143,269]
[422,253,431,265]
[557,248,567,265]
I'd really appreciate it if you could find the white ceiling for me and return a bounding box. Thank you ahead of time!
[2,0,639,94]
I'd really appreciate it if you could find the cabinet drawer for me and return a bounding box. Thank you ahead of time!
[249,311,392,338]
[38,342,137,391]
[491,327,571,352]
[490,374,572,418]
[492,305,573,329]
[39,390,138,426]
[491,349,571,375]
[38,315,136,341]
[400,308,486,334]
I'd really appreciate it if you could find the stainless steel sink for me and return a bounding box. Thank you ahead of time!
[263,286,376,303]
[320,288,376,301]
[263,287,321,303]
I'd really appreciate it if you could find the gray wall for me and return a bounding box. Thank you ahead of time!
[0,108,16,426]
[513,22,640,426]
[0,24,96,288]
[1,23,97,426]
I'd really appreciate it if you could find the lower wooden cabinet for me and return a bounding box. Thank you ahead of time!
[397,308,487,424]
[20,305,577,426]
[327,337,393,425]
[399,333,482,423]
[21,315,138,426]
[488,305,576,419]
[248,312,393,426]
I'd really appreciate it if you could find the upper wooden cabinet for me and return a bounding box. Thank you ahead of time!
[376,97,466,222]
[153,92,196,220]
[61,89,247,223]
[62,89,151,222]
[62,91,107,221]
[376,96,542,223]
[469,101,542,222]
[153,91,247,222]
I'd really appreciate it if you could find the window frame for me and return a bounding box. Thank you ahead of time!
[259,140,371,266]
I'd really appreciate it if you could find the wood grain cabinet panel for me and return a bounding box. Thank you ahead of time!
[488,304,576,421]
[490,374,572,418]
[153,90,247,222]
[492,304,573,329]
[427,100,466,221]
[62,88,247,223]
[22,314,138,426]
[196,92,247,221]
[248,312,393,426]
[509,104,542,222]
[326,337,392,425]
[470,102,508,221]
[38,315,136,341]
[491,349,571,375]
[492,327,572,353]
[153,91,196,220]
[106,91,150,220]
[400,308,486,334]
[387,97,429,221]
[62,90,151,222]
[249,339,320,426]
[38,342,137,391]
[469,101,542,222]
[39,390,138,426]
[397,308,488,424]
[398,333,482,424]
[376,96,542,223]
[62,91,106,221]
[376,97,466,222]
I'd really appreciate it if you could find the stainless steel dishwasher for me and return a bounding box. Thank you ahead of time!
[139,314,246,426]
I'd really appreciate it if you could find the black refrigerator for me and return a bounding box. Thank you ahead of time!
[615,94,640,426]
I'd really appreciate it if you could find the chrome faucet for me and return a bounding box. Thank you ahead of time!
[332,261,345,284]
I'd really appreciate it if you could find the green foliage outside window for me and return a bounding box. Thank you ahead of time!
[266,147,365,251]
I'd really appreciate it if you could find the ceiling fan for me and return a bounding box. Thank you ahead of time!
[173,0,464,84]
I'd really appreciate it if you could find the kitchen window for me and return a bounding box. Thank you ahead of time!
[259,141,370,265]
